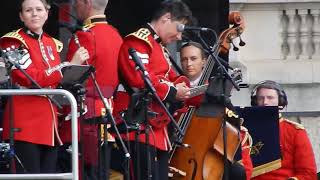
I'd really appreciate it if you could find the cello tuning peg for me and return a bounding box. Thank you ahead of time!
[239,37,246,46]
[239,40,246,47]
[231,41,239,51]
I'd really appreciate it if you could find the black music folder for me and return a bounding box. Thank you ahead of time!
[60,64,94,86]
[234,106,281,177]
[54,64,94,105]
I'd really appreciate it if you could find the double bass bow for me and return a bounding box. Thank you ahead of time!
[169,11,245,180]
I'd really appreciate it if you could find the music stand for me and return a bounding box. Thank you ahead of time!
[57,64,93,180]
[61,62,130,180]
[60,64,94,87]
[123,89,157,180]
[54,64,94,105]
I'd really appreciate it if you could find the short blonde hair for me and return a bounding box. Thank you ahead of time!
[92,0,108,11]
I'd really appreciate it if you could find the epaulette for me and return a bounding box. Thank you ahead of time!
[52,38,63,52]
[283,118,305,130]
[1,29,28,48]
[127,28,152,48]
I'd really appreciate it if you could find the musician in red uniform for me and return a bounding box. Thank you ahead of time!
[251,80,317,180]
[179,41,253,180]
[58,0,123,178]
[111,1,193,179]
[0,0,87,173]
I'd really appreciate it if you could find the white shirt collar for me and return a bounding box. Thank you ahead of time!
[190,73,203,87]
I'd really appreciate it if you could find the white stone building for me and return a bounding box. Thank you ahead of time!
[229,0,320,172]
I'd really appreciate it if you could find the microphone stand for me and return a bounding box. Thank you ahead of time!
[128,48,184,137]
[168,55,184,76]
[128,48,185,180]
[197,30,240,91]
[143,73,184,137]
[1,49,62,173]
[48,3,131,178]
[5,59,18,173]
[196,31,240,180]
[72,34,130,180]
[126,89,153,180]
[2,49,62,109]
[87,67,131,180]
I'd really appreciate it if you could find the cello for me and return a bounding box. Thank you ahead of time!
[169,11,245,180]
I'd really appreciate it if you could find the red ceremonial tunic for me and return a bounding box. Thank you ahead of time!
[240,126,253,179]
[59,15,122,165]
[252,118,317,180]
[113,25,185,151]
[67,15,122,119]
[0,28,63,146]
[59,16,123,142]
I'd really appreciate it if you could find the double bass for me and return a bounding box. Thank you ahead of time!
[169,12,245,180]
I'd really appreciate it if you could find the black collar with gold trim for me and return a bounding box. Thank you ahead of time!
[83,15,107,26]
[23,28,42,40]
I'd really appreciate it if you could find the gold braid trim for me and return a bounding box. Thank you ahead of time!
[251,159,282,178]
[1,29,28,49]
[282,118,305,130]
[83,23,95,30]
[52,38,63,53]
[83,15,106,26]
[127,28,152,49]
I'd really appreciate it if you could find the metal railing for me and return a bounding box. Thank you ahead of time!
[0,89,78,180]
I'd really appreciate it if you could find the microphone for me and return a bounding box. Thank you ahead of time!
[177,24,210,32]
[128,48,148,75]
